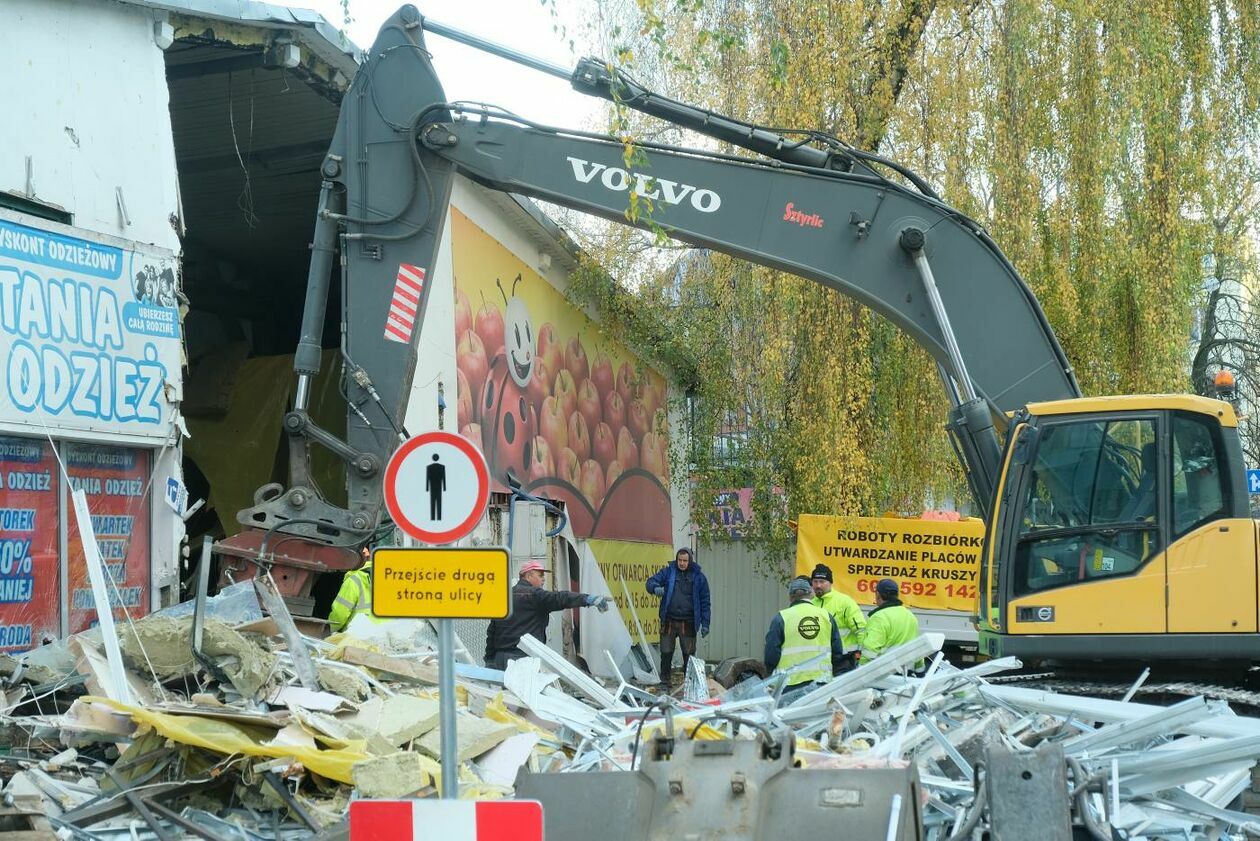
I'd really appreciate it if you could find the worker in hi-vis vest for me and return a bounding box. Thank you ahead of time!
[809,563,865,672]
[860,578,922,671]
[329,546,382,633]
[764,577,843,690]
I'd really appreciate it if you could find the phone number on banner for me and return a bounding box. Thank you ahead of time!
[854,578,977,601]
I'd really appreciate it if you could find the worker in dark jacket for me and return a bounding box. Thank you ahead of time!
[765,577,844,691]
[646,548,712,687]
[484,561,611,670]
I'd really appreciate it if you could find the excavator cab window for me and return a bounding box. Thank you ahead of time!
[1170,411,1230,536]
[1011,417,1161,597]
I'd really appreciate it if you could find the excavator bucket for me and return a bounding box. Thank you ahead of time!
[213,530,359,603]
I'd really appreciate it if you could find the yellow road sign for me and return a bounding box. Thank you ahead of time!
[371,547,510,619]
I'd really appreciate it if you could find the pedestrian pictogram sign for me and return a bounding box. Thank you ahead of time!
[349,799,542,841]
[372,547,510,619]
[383,431,489,544]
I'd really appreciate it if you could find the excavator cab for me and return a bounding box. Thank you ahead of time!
[978,396,1257,663]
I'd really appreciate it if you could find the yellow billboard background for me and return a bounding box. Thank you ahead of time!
[588,538,670,642]
[796,514,985,612]
[453,209,672,543]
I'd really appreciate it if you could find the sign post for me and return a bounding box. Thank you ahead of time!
[380,431,501,800]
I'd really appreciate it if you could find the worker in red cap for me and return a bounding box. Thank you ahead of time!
[484,561,612,670]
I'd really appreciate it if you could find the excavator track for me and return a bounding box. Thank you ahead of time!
[988,669,1260,715]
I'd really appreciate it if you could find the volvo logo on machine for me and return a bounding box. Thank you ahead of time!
[567,157,721,213]
[1017,605,1055,623]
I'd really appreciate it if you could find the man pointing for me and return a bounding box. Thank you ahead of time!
[484,561,611,670]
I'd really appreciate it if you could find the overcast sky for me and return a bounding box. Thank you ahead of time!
[293,0,604,131]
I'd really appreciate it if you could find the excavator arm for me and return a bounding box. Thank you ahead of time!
[419,108,1076,415]
[227,5,1083,585]
[230,9,453,548]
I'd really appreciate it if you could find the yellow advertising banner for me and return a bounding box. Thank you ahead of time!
[795,514,985,612]
[587,538,671,642]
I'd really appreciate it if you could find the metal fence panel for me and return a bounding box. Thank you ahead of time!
[694,541,793,664]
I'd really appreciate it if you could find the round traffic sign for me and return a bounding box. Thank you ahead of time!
[383,431,490,544]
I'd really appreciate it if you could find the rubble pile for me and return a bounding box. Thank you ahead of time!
[0,590,1259,839]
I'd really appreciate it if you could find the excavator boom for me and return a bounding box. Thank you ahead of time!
[229,3,1087,581]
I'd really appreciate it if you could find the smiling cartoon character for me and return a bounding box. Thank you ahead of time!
[500,274,534,388]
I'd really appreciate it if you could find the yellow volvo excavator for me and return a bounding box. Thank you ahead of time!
[235,5,1257,670]
[983,394,1253,662]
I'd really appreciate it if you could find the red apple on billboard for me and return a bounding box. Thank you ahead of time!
[554,369,578,419]
[606,459,624,487]
[456,330,488,407]
[603,390,626,437]
[455,288,472,339]
[627,398,649,441]
[642,431,668,480]
[540,395,568,456]
[577,378,602,432]
[526,359,550,411]
[592,421,616,470]
[558,447,581,485]
[579,459,606,508]
[616,361,634,404]
[537,323,561,376]
[567,412,591,462]
[566,337,589,384]
[475,301,504,359]
[591,354,613,397]
[529,436,554,483]
[457,369,474,429]
[617,426,639,469]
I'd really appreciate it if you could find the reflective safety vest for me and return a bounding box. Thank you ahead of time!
[774,600,833,685]
[329,566,380,632]
[814,589,865,651]
[860,603,921,668]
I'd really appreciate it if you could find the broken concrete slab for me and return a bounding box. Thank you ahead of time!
[344,694,441,748]
[316,663,371,702]
[417,711,515,763]
[118,614,276,698]
[350,752,433,799]
[338,647,437,684]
